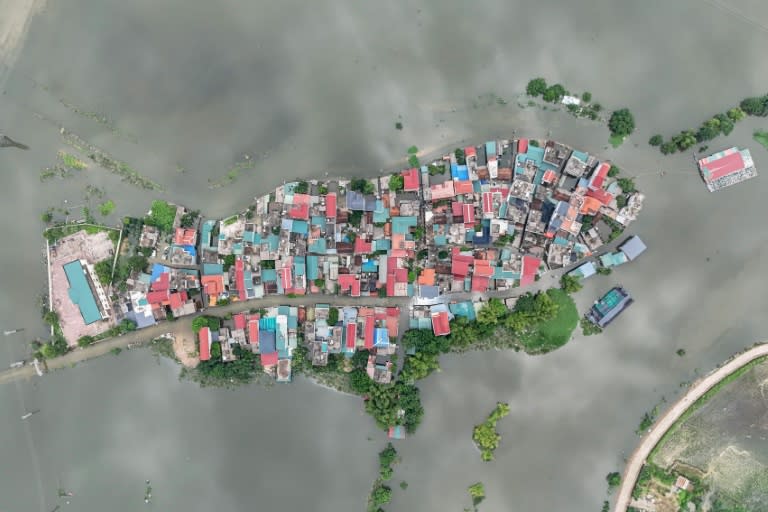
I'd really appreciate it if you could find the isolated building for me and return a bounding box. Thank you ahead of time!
[587,286,634,328]
[697,147,757,192]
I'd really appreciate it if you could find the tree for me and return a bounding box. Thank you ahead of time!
[180,209,200,228]
[740,95,768,116]
[145,200,177,232]
[454,148,466,165]
[378,443,398,468]
[607,165,620,177]
[77,335,95,347]
[395,121,403,130]
[192,316,211,334]
[660,140,678,155]
[596,266,612,276]
[542,83,566,103]
[388,174,404,191]
[401,352,440,382]
[608,109,635,137]
[294,181,309,194]
[370,485,392,507]
[617,177,636,194]
[223,254,236,272]
[617,195,628,208]
[43,310,59,327]
[606,471,621,489]
[581,91,592,103]
[560,274,583,294]
[350,178,374,195]
[526,78,548,97]
[468,482,486,507]
[648,134,663,146]
[716,113,734,135]
[727,107,746,121]
[477,298,509,326]
[438,250,449,259]
[328,307,339,326]
[349,368,372,394]
[676,348,686,357]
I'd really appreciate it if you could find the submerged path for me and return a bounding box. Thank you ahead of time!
[614,343,768,512]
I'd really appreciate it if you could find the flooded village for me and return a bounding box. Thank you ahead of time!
[42,136,647,384]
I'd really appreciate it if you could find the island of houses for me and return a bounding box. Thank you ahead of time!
[45,137,647,381]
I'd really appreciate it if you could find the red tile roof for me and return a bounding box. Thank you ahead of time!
[474,259,494,277]
[146,290,169,305]
[235,258,246,301]
[471,275,490,292]
[293,193,311,206]
[700,150,745,181]
[402,168,420,191]
[464,146,477,157]
[168,292,185,310]
[174,227,197,246]
[431,311,451,336]
[518,138,528,154]
[482,192,494,215]
[261,352,278,366]
[451,201,463,217]
[201,275,224,296]
[346,322,357,349]
[248,318,259,346]
[520,255,541,287]
[278,267,292,291]
[454,180,473,195]
[451,253,473,277]
[338,274,361,297]
[354,237,373,254]
[590,162,610,190]
[586,188,614,206]
[199,327,211,361]
[325,193,337,219]
[233,313,246,330]
[542,170,558,184]
[364,316,375,349]
[430,181,455,200]
[288,203,310,220]
[151,272,169,291]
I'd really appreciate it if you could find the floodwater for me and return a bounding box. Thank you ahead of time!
[2,0,768,510]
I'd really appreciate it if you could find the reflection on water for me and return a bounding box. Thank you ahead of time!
[2,0,768,510]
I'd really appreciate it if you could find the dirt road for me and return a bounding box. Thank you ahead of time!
[613,343,768,511]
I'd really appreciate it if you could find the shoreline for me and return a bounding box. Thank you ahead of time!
[613,343,768,512]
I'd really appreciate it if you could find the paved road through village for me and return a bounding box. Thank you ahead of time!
[613,343,768,512]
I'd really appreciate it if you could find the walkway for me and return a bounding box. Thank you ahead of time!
[613,343,768,512]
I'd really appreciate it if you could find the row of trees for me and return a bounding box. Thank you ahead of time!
[526,78,567,103]
[650,107,745,154]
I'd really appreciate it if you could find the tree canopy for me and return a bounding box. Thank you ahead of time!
[145,200,177,232]
[608,109,635,137]
[526,78,548,97]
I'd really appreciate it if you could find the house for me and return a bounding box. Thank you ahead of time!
[430,181,455,201]
[520,256,541,287]
[63,260,107,325]
[174,227,197,246]
[587,286,634,328]
[569,261,597,279]
[198,327,212,361]
[430,304,452,336]
[620,235,647,261]
[402,168,420,191]
[698,147,757,192]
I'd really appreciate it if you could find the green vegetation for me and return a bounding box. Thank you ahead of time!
[395,121,403,130]
[186,344,263,388]
[581,317,603,336]
[529,139,540,147]
[608,108,636,137]
[223,254,236,272]
[740,94,768,116]
[516,289,579,353]
[526,78,548,97]
[294,181,309,194]
[602,501,609,512]
[472,402,510,461]
[649,134,663,146]
[676,348,686,357]
[399,481,408,490]
[98,200,115,216]
[388,174,404,191]
[111,347,122,356]
[180,209,200,228]
[559,274,583,294]
[609,133,625,148]
[44,223,115,244]
[77,335,95,347]
[41,210,54,223]
[407,145,418,154]
[455,147,466,165]
[582,91,592,103]
[428,163,446,175]
[400,352,440,383]
[636,405,659,434]
[606,471,621,490]
[617,177,636,194]
[652,102,753,154]
[350,178,375,195]
[753,130,768,150]
[145,200,177,232]
[596,266,612,276]
[59,151,88,170]
[365,382,424,433]
[467,482,486,510]
[616,195,628,208]
[223,215,239,226]
[408,154,420,167]
[608,165,620,177]
[366,443,400,511]
[328,307,339,326]
[192,315,221,334]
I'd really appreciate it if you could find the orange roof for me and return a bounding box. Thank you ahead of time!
[418,268,436,286]
[201,275,224,296]
[580,196,602,215]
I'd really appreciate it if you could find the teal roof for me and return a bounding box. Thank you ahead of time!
[267,234,280,251]
[434,235,447,246]
[449,301,476,321]
[571,150,588,162]
[243,231,261,244]
[309,238,327,254]
[486,141,496,156]
[293,257,306,276]
[311,216,326,228]
[63,261,102,325]
[392,216,417,235]
[374,239,391,251]
[600,252,628,268]
[290,220,309,235]
[306,256,319,280]
[203,263,223,275]
[232,242,244,255]
[138,272,152,284]
[262,269,277,282]
[500,249,512,262]
[517,145,545,168]
[493,267,517,280]
[553,237,570,246]
[201,220,216,250]
[373,200,390,224]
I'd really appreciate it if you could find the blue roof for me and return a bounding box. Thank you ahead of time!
[261,269,277,282]
[434,235,447,246]
[571,150,588,162]
[63,261,102,325]
[202,263,223,275]
[309,238,327,254]
[493,267,517,280]
[346,190,367,211]
[486,141,497,156]
[243,231,261,244]
[174,244,197,256]
[373,200,390,224]
[293,257,306,276]
[392,216,418,234]
[449,301,476,321]
[362,259,378,273]
[150,263,168,282]
[374,328,389,347]
[374,239,391,252]
[452,165,469,181]
[260,330,276,353]
[306,256,320,280]
[267,234,280,251]
[570,261,597,279]
[290,220,309,235]
[201,220,216,250]
[517,145,545,168]
[259,317,277,331]
[311,216,326,228]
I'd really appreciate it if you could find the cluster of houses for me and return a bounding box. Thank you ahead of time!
[95,136,646,376]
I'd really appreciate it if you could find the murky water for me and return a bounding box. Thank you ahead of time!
[2,0,768,510]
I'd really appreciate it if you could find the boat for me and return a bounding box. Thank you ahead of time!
[4,328,24,335]
[10,361,24,368]
[21,410,40,420]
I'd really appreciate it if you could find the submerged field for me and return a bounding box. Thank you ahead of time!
[645,360,768,510]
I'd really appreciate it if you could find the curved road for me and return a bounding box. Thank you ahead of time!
[614,343,768,512]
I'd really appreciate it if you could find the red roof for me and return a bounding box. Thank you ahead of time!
[354,237,373,254]
[338,274,361,297]
[471,275,490,292]
[491,186,510,199]
[146,290,169,305]
[463,204,475,225]
[364,316,375,349]
[586,188,614,206]
[451,254,473,277]
[233,313,246,330]
[261,352,278,366]
[235,258,246,301]
[431,311,451,336]
[464,146,477,157]
[402,168,420,191]
[288,203,309,220]
[199,327,211,361]
[168,292,185,310]
[451,201,463,217]
[430,181,455,200]
[201,275,224,296]
[700,150,745,181]
[520,255,541,287]
[248,318,259,346]
[346,323,357,349]
[293,193,311,206]
[325,193,337,219]
[474,259,493,277]
[482,192,494,214]
[278,267,292,291]
[518,139,528,154]
[542,170,557,184]
[151,272,169,291]
[174,227,197,246]
[454,180,473,195]
[590,162,610,189]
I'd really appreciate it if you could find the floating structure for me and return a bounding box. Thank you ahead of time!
[587,286,634,328]
[697,147,757,192]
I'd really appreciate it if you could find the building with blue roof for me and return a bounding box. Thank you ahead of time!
[452,164,469,181]
[374,328,389,348]
[63,260,103,325]
[362,259,378,273]
[373,239,391,252]
[267,234,280,252]
[150,263,168,283]
[311,216,326,229]
[261,269,277,282]
[570,261,597,279]
[392,216,418,235]
[373,200,390,224]
[449,301,476,321]
[308,238,327,254]
[202,263,223,275]
[306,256,320,281]
[485,141,497,157]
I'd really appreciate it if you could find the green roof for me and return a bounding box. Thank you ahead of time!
[63,260,102,325]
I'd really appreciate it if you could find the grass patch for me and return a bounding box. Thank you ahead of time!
[519,289,578,352]
[609,133,625,148]
[650,355,768,461]
[59,151,88,170]
[753,130,768,150]
[44,223,117,243]
[99,200,115,216]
